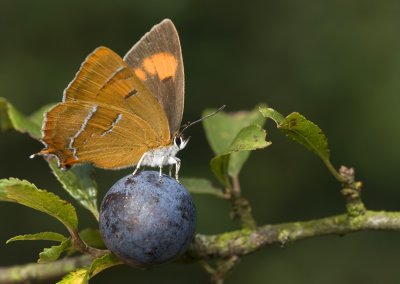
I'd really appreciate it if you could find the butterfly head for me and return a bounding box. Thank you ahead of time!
[174,135,190,150]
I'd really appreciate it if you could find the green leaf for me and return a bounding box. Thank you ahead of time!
[30,103,55,126]
[49,160,99,220]
[0,98,13,131]
[39,238,72,263]
[203,105,268,185]
[260,107,329,160]
[181,178,225,198]
[211,124,272,187]
[259,107,284,126]
[0,98,99,219]
[7,232,67,243]
[57,253,121,284]
[87,253,121,277]
[279,112,329,161]
[0,178,78,231]
[203,105,267,155]
[260,107,343,182]
[0,97,53,139]
[210,155,231,188]
[226,124,270,152]
[57,268,89,284]
[227,124,271,174]
[79,228,105,249]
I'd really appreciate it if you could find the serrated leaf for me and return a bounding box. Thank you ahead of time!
[87,253,121,277]
[203,105,268,181]
[0,178,78,231]
[49,160,99,220]
[0,98,99,219]
[203,105,267,155]
[39,238,71,263]
[181,178,225,198]
[260,107,329,159]
[279,112,329,161]
[228,124,271,177]
[260,107,343,181]
[57,268,89,284]
[7,232,67,243]
[228,124,270,152]
[57,253,121,284]
[260,108,330,163]
[0,97,52,139]
[79,228,105,249]
[211,124,271,187]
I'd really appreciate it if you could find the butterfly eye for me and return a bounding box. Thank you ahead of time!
[174,136,181,147]
[174,135,188,150]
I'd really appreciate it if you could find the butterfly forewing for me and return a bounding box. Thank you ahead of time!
[40,47,171,169]
[123,19,184,136]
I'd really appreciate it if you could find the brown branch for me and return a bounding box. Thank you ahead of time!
[1,210,400,283]
[187,210,400,259]
[227,175,257,230]
[0,255,93,284]
[339,166,366,217]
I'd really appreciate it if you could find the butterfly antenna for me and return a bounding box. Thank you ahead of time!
[180,105,226,134]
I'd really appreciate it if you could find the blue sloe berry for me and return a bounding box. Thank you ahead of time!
[99,171,196,267]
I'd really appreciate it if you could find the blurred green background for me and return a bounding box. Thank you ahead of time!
[1,0,400,283]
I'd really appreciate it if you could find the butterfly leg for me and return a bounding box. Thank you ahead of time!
[168,157,181,182]
[159,165,163,180]
[159,156,167,182]
[132,152,147,176]
[175,158,181,182]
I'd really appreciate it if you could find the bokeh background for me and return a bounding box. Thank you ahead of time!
[1,1,400,283]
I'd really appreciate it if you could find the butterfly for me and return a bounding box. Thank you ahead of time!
[31,19,189,180]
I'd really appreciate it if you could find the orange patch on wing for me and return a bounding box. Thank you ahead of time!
[143,57,156,75]
[134,68,147,81]
[143,52,178,81]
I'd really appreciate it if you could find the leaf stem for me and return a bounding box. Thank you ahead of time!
[227,176,257,229]
[231,175,241,198]
[68,228,108,258]
[322,158,346,183]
